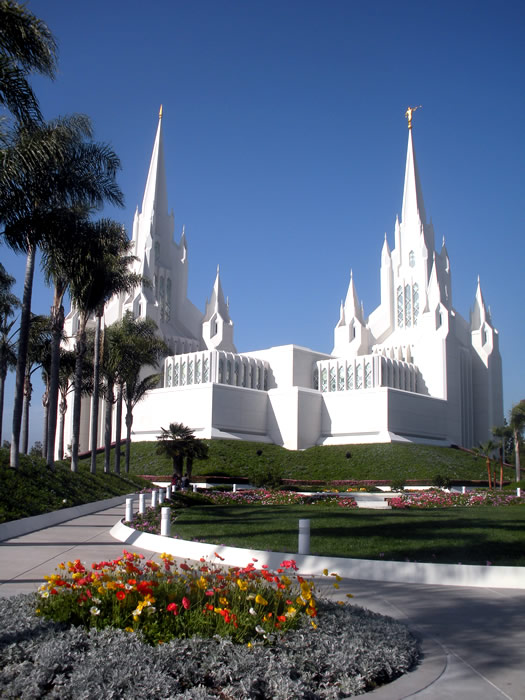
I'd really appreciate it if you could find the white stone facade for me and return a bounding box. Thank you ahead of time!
[62,113,503,454]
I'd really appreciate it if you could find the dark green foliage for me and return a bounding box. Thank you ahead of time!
[0,447,152,523]
[432,474,452,489]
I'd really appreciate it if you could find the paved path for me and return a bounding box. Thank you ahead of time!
[1,502,524,699]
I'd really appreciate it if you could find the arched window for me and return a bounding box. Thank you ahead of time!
[329,367,336,392]
[346,364,354,390]
[173,363,179,386]
[321,368,328,392]
[313,367,319,390]
[365,362,372,388]
[338,365,345,391]
[188,360,193,385]
[356,364,363,389]
[166,364,172,387]
[413,283,419,325]
[409,250,415,267]
[203,358,209,383]
[405,284,412,327]
[397,286,404,327]
[181,361,186,386]
[218,359,224,383]
[195,359,201,384]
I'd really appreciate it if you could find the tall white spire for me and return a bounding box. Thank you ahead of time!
[401,128,427,227]
[141,105,169,218]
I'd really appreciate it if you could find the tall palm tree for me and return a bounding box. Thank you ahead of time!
[0,115,123,468]
[0,261,19,444]
[66,219,136,472]
[510,400,525,483]
[0,0,57,126]
[20,313,51,453]
[110,312,168,473]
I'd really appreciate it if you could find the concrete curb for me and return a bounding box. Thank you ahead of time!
[0,494,136,542]
[110,519,525,589]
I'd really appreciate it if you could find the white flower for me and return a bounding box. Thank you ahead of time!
[145,606,156,614]
[90,606,101,616]
[40,591,50,598]
[255,625,265,635]
[249,607,257,616]
[132,608,142,616]
[93,597,101,604]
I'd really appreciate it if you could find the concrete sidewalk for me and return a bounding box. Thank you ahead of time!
[1,502,524,699]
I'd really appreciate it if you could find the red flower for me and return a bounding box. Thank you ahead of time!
[167,602,179,616]
[116,590,126,600]
[179,563,191,571]
[182,597,190,610]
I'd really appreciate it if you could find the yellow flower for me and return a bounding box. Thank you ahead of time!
[337,600,345,605]
[58,563,65,570]
[281,575,291,586]
[219,597,229,606]
[322,568,329,576]
[311,621,318,629]
[255,594,268,606]
[346,593,354,598]
[236,579,248,591]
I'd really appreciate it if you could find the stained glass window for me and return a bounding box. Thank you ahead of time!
[313,368,319,390]
[413,283,419,325]
[365,362,372,388]
[356,364,363,389]
[218,359,224,383]
[203,358,209,383]
[338,365,345,391]
[181,362,186,386]
[227,360,232,384]
[405,284,411,327]
[329,367,336,392]
[174,364,179,386]
[346,364,354,390]
[167,364,172,387]
[409,250,415,267]
[195,359,201,384]
[321,368,327,392]
[188,360,193,384]
[397,286,403,327]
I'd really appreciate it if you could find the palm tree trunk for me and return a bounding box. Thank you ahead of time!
[21,373,31,454]
[114,384,122,475]
[42,389,49,458]
[58,396,66,461]
[0,370,6,445]
[125,403,133,473]
[46,298,65,469]
[486,458,492,489]
[89,314,102,474]
[514,429,521,483]
[10,244,36,468]
[103,381,114,474]
[71,321,87,472]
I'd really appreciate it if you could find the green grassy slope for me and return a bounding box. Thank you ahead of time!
[0,448,152,524]
[89,439,506,483]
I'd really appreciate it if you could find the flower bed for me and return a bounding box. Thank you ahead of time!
[0,552,420,698]
[390,490,525,509]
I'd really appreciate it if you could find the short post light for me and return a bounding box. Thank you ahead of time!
[161,507,170,537]
[125,497,134,523]
[298,518,310,555]
[139,493,146,514]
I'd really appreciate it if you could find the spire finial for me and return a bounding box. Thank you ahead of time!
[159,104,163,119]
[405,105,422,129]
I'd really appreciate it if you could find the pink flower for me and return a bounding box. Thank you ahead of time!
[182,596,190,609]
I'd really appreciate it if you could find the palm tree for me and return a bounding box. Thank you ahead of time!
[110,312,168,473]
[20,314,51,454]
[0,115,123,468]
[0,0,57,126]
[185,437,209,479]
[66,219,138,472]
[0,261,19,444]
[156,423,197,479]
[510,400,525,483]
[476,440,498,489]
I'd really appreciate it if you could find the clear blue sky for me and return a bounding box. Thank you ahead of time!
[1,0,524,448]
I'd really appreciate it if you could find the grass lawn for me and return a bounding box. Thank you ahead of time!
[171,505,525,567]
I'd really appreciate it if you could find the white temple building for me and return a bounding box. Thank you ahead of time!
[63,109,503,453]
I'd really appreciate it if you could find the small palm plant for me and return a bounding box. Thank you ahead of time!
[156,422,208,478]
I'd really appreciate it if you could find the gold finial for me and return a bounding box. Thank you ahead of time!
[159,104,163,119]
[405,105,422,129]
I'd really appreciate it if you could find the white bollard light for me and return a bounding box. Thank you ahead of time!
[161,507,170,537]
[159,489,165,504]
[298,518,310,555]
[139,493,146,515]
[192,483,197,492]
[125,497,134,523]
[518,487,521,497]
[233,484,237,493]
[151,489,158,508]
[462,486,466,494]
[165,486,171,501]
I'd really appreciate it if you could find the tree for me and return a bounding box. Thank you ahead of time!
[110,312,168,473]
[55,348,93,461]
[156,423,202,479]
[475,440,498,489]
[509,400,525,483]
[20,314,51,454]
[66,221,140,473]
[0,261,19,444]
[0,115,123,468]
[0,0,57,126]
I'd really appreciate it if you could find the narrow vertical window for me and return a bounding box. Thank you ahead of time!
[188,360,193,384]
[321,368,328,392]
[346,364,354,390]
[413,283,419,326]
[313,368,319,390]
[167,364,172,387]
[397,285,404,327]
[329,367,336,392]
[257,367,262,390]
[203,358,209,383]
[195,359,201,384]
[181,361,186,386]
[235,361,240,385]
[409,250,415,267]
[338,365,345,391]
[218,359,224,383]
[264,369,268,390]
[405,284,412,327]
[365,362,372,388]
[356,364,363,389]
[227,360,232,384]
[173,363,179,386]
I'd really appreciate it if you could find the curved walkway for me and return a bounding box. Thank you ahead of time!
[0,500,524,699]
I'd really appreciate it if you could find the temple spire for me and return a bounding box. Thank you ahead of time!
[401,125,427,226]
[141,107,169,219]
